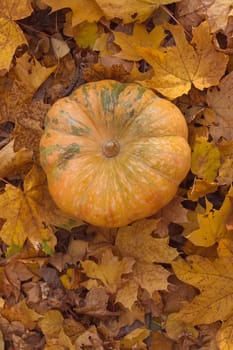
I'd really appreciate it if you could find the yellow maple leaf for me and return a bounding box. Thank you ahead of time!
[186,187,233,247]
[0,166,80,255]
[95,0,182,23]
[138,21,228,99]
[116,219,178,264]
[114,24,165,61]
[191,137,221,182]
[0,0,32,71]
[81,248,135,294]
[43,0,103,26]
[172,252,233,325]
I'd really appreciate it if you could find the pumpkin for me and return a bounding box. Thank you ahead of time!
[40,80,191,227]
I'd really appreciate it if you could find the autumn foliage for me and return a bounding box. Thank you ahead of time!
[0,0,233,349]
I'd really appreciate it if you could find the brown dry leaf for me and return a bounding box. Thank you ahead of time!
[138,21,228,99]
[201,0,233,32]
[95,0,182,23]
[114,24,165,61]
[186,187,233,247]
[154,196,188,237]
[1,299,40,330]
[176,0,206,31]
[207,71,233,141]
[116,219,178,264]
[150,331,174,350]
[43,0,103,26]
[0,140,33,179]
[217,140,233,185]
[74,325,104,350]
[81,248,135,294]
[75,287,114,317]
[0,0,32,71]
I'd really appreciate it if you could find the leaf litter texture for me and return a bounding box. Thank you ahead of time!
[1,1,233,349]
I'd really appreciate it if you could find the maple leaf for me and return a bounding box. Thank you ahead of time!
[186,187,233,247]
[43,0,103,26]
[207,71,233,141]
[81,248,135,294]
[217,140,233,185]
[114,24,165,61]
[0,0,32,71]
[95,0,182,23]
[191,137,221,182]
[138,21,228,99]
[171,252,233,325]
[0,166,80,255]
[116,219,178,264]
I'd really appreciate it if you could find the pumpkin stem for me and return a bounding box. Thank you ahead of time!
[102,139,120,158]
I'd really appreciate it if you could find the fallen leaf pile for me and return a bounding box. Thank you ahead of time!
[0,0,233,349]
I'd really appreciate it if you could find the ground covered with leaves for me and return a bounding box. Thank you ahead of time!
[0,0,233,349]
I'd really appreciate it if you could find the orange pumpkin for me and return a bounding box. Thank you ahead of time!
[40,80,191,227]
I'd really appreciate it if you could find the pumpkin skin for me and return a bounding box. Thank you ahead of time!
[40,80,191,227]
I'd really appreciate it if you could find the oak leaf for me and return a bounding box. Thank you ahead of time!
[216,316,233,350]
[114,24,165,61]
[116,219,178,264]
[138,21,228,99]
[81,248,135,294]
[0,0,32,71]
[186,187,233,246]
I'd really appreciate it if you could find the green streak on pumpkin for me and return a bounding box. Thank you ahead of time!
[57,143,80,169]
